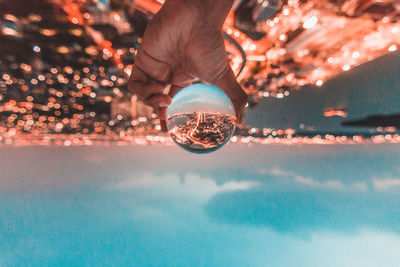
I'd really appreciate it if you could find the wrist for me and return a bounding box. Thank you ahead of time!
[164,0,234,28]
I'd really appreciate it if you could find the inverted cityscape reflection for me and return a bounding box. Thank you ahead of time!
[166,84,236,153]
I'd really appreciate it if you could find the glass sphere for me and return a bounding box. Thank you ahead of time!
[166,83,236,154]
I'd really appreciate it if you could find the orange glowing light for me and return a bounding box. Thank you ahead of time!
[323,109,348,118]
[40,29,57,36]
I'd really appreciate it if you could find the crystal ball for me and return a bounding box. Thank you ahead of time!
[166,83,236,154]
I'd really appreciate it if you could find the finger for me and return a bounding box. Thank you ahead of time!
[128,64,147,85]
[233,96,246,123]
[170,71,193,88]
[231,85,248,124]
[128,65,164,101]
[185,28,248,123]
[157,107,168,133]
[212,66,248,123]
[144,94,172,133]
[168,85,183,98]
[144,94,172,112]
[132,81,166,101]
[134,48,171,83]
[167,71,193,97]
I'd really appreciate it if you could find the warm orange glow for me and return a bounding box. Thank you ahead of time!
[324,109,348,118]
[40,29,57,36]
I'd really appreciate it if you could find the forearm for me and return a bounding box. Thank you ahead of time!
[164,0,234,28]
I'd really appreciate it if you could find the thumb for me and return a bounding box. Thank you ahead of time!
[156,107,168,133]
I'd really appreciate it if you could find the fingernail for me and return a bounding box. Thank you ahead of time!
[159,101,169,107]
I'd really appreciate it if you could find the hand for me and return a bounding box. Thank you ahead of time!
[128,0,248,131]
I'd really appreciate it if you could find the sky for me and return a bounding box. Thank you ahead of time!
[167,83,235,117]
[245,50,400,132]
[1,144,400,267]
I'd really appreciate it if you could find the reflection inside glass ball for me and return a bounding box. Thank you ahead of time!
[166,83,236,154]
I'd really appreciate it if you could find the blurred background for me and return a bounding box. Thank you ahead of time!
[1,2,400,266]
[0,0,399,146]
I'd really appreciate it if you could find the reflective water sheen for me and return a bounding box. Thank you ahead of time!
[167,83,236,153]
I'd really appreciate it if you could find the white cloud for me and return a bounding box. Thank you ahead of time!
[269,167,294,177]
[373,178,400,191]
[106,172,259,202]
[294,175,346,189]
[219,180,260,192]
[294,175,320,186]
[303,229,400,267]
[108,172,160,189]
[265,167,367,191]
